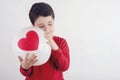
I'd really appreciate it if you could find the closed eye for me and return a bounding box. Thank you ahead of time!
[39,25,44,28]
[48,24,52,26]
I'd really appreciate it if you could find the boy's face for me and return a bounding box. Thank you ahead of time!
[34,16,54,34]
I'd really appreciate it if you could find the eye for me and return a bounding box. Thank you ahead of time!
[39,25,44,28]
[48,24,52,26]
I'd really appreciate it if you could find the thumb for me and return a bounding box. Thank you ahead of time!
[18,56,23,63]
[46,42,51,46]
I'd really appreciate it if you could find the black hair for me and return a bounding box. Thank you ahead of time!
[29,2,55,25]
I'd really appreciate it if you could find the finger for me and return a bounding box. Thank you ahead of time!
[46,42,51,46]
[18,56,23,63]
[45,36,53,42]
[32,59,38,64]
[32,54,37,60]
[44,32,52,37]
[30,54,37,62]
[25,53,29,60]
[44,32,49,36]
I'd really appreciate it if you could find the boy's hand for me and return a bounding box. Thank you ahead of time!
[44,32,59,50]
[18,53,38,70]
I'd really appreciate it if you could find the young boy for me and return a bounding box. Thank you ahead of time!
[18,2,70,80]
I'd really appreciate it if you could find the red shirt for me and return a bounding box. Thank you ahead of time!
[20,36,70,80]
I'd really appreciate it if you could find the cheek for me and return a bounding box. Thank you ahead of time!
[34,24,38,27]
[52,27,54,30]
[50,28,54,33]
[33,22,39,27]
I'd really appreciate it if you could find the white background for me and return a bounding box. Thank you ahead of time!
[0,0,120,80]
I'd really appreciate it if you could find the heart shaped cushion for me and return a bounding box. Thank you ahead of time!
[18,30,39,51]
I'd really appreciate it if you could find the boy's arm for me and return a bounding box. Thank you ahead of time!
[20,65,32,77]
[51,39,70,71]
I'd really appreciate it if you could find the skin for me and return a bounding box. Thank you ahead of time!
[18,16,59,70]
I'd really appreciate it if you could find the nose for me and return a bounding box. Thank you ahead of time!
[44,25,49,32]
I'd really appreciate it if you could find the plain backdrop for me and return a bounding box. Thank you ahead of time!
[0,0,120,80]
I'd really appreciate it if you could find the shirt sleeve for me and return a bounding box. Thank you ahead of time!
[51,38,70,71]
[20,65,32,77]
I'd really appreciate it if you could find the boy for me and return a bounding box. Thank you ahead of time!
[18,2,70,80]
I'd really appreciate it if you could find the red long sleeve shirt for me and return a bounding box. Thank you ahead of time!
[20,36,70,80]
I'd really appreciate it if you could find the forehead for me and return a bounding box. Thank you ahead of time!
[35,16,54,24]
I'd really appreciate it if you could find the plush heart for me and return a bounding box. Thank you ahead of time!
[18,30,39,51]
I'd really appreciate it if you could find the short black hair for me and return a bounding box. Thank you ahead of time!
[29,2,55,25]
